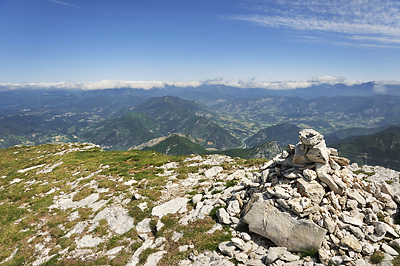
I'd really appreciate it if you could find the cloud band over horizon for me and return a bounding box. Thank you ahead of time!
[1,76,397,91]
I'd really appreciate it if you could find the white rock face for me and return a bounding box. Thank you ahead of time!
[292,129,330,165]
[76,234,103,248]
[65,222,87,238]
[93,204,134,235]
[126,238,154,266]
[340,234,362,252]
[306,139,330,164]
[227,170,246,180]
[151,197,189,218]
[218,241,236,257]
[292,143,311,165]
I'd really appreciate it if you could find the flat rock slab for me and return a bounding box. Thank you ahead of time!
[205,166,224,178]
[76,234,103,248]
[93,204,135,235]
[152,197,189,218]
[243,197,327,252]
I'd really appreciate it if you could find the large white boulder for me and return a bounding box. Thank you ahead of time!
[242,196,327,252]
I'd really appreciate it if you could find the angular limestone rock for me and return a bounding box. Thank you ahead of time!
[340,234,362,252]
[76,234,103,249]
[331,155,350,166]
[299,129,324,146]
[292,143,312,165]
[218,241,236,257]
[293,129,330,165]
[216,208,231,224]
[297,178,325,204]
[151,197,189,218]
[265,247,287,264]
[303,169,317,181]
[306,139,330,164]
[316,163,343,195]
[347,189,366,207]
[242,197,327,252]
[227,200,241,216]
[205,166,223,178]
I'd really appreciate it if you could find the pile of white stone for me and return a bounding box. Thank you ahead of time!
[203,129,400,266]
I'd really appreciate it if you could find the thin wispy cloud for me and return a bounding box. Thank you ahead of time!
[48,0,81,9]
[98,11,111,17]
[228,0,400,47]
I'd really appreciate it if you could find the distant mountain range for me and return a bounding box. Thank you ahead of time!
[330,126,400,170]
[1,83,400,168]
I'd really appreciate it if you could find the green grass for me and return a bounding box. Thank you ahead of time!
[139,248,158,265]
[175,165,201,180]
[158,216,232,266]
[377,212,385,222]
[299,247,319,259]
[0,143,181,265]
[352,170,375,177]
[209,206,225,220]
[370,250,385,264]
[393,255,400,266]
[0,142,257,265]
[225,180,238,188]
[73,187,95,202]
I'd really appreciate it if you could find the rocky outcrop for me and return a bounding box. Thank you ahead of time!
[6,140,400,266]
[192,129,400,265]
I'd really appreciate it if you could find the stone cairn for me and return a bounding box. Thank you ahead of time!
[214,129,400,266]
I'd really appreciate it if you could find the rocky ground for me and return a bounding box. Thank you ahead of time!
[1,130,400,265]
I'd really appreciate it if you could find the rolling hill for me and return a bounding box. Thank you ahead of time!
[245,123,301,147]
[218,141,282,159]
[80,112,159,150]
[331,126,400,170]
[81,96,242,150]
[141,134,208,155]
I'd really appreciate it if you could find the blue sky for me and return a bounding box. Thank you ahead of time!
[1,0,400,87]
